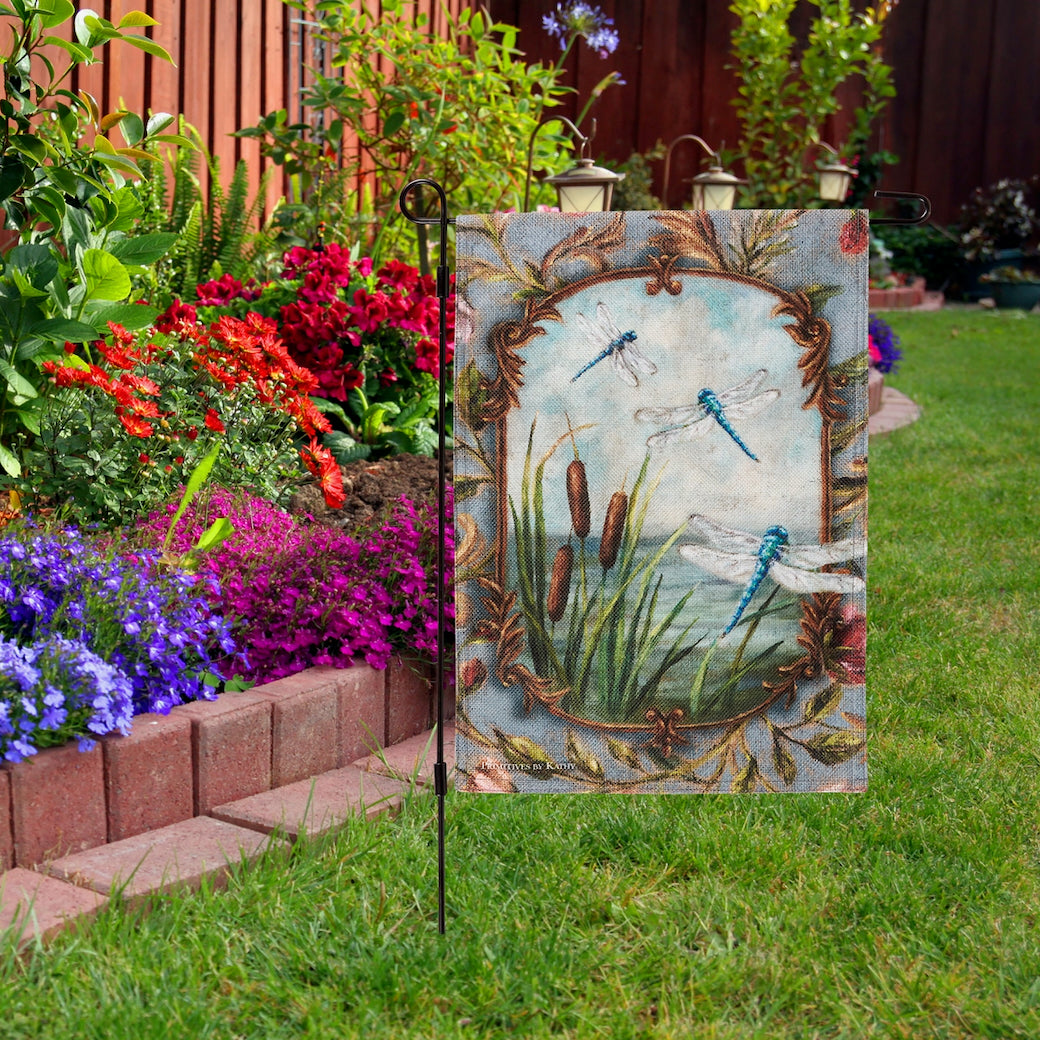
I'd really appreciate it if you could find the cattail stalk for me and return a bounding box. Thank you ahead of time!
[599,490,628,570]
[547,544,574,624]
[566,460,590,538]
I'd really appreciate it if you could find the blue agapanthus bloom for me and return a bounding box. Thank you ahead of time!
[543,2,619,58]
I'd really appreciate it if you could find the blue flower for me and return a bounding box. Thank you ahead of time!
[542,2,619,57]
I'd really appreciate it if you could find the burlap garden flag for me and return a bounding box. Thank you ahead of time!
[453,210,868,793]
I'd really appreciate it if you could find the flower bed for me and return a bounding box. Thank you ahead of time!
[1,659,442,870]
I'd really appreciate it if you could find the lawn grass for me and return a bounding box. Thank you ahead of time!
[2,308,1039,1039]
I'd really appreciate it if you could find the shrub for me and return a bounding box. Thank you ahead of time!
[194,245,454,462]
[6,309,341,525]
[136,486,453,683]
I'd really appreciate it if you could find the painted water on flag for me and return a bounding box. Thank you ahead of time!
[453,210,868,793]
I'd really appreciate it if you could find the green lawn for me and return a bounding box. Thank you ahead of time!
[3,308,1039,1039]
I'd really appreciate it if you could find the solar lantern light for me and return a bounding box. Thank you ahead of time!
[662,134,743,210]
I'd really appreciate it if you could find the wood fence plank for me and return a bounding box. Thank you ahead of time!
[107,0,149,130]
[150,0,185,120]
[237,0,264,207]
[180,0,213,201]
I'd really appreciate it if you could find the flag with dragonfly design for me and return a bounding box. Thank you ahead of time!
[452,210,868,793]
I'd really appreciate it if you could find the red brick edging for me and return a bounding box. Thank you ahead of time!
[1,658,439,871]
[869,276,927,310]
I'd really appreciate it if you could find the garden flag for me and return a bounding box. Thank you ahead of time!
[452,210,868,793]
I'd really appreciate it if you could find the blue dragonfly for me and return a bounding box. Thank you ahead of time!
[571,302,657,388]
[678,514,865,636]
[634,369,779,460]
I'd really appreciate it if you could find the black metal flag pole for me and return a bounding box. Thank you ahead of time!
[399,179,454,934]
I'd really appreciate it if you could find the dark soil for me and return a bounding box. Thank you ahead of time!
[289,453,451,528]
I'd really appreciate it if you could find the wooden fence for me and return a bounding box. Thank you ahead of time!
[12,0,467,224]
[9,1,1039,229]
[487,0,1040,226]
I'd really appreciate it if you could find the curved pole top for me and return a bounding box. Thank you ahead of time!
[871,190,931,226]
[399,178,455,227]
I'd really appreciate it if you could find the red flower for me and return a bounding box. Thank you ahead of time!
[185,426,199,441]
[300,441,345,510]
[839,213,869,255]
[204,408,225,433]
[378,367,399,387]
[139,452,150,464]
[154,298,198,334]
[120,414,154,438]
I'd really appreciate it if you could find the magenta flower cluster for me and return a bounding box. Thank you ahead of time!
[137,487,454,684]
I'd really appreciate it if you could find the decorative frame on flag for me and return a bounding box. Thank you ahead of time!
[453,210,869,793]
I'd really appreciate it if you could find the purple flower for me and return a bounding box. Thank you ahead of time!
[543,2,619,57]
[868,314,902,374]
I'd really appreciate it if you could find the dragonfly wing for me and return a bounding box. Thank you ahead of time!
[678,544,759,585]
[646,416,714,449]
[575,310,613,351]
[595,301,625,341]
[723,388,781,420]
[783,537,864,568]
[715,369,768,406]
[634,402,703,425]
[623,342,657,376]
[769,560,865,594]
[612,347,639,387]
[685,514,763,554]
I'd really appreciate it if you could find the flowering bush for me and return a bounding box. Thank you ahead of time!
[0,521,235,761]
[194,245,453,461]
[868,314,901,374]
[136,485,454,683]
[958,177,1038,262]
[7,309,342,525]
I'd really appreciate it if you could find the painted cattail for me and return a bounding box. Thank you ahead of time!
[546,544,574,623]
[599,490,628,570]
[566,460,590,538]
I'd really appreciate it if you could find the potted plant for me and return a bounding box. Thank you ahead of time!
[956,178,1038,298]
[979,265,1040,310]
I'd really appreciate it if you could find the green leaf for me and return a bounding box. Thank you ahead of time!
[27,317,99,342]
[383,109,405,136]
[163,442,220,552]
[0,443,21,478]
[81,248,131,301]
[145,111,175,136]
[802,683,843,724]
[117,33,173,62]
[107,232,178,265]
[772,731,797,786]
[0,154,27,204]
[0,359,38,401]
[802,731,866,766]
[324,430,371,464]
[117,10,158,27]
[119,111,144,146]
[37,0,75,28]
[5,243,58,290]
[82,301,159,331]
[10,134,47,163]
[41,34,92,62]
[193,516,233,553]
